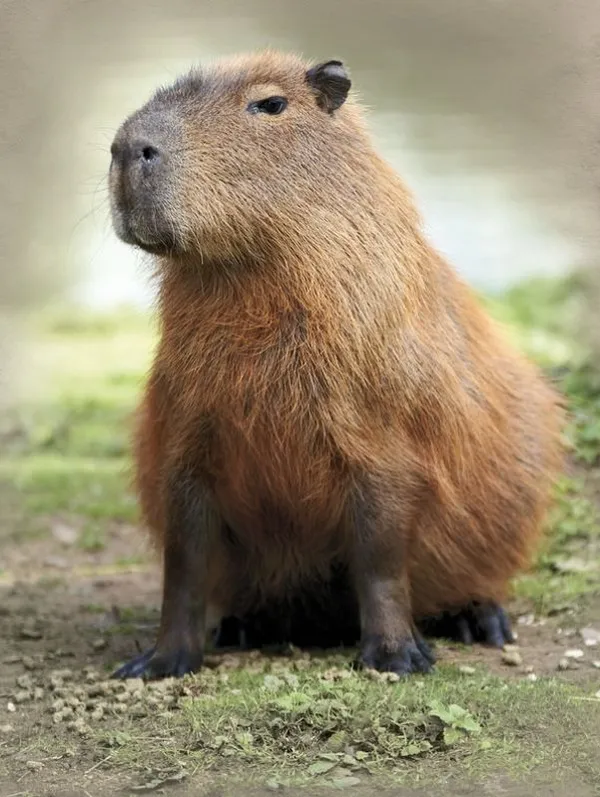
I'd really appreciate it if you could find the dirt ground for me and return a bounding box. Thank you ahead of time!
[0,519,598,797]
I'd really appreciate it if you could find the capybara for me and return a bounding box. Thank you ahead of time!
[108,50,564,679]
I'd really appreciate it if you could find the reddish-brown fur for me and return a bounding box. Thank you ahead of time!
[110,50,565,676]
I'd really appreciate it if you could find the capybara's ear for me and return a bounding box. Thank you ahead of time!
[305,60,351,114]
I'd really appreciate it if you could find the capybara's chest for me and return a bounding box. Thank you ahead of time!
[208,407,348,544]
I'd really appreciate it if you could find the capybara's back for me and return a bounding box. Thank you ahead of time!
[108,50,564,679]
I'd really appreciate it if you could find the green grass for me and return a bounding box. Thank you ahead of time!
[88,655,599,789]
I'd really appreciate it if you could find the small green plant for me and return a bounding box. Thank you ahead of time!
[428,699,482,746]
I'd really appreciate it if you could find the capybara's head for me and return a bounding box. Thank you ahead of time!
[109,51,361,262]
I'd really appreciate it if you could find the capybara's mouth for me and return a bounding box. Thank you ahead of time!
[111,200,177,255]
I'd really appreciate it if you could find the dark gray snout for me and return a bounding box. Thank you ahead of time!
[109,108,180,254]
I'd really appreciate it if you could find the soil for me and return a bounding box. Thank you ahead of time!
[0,520,598,797]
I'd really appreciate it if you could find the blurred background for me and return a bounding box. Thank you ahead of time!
[1,0,599,318]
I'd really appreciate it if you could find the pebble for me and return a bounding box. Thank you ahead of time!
[19,624,42,640]
[16,675,33,690]
[526,673,538,682]
[25,761,44,772]
[558,658,571,671]
[0,724,13,734]
[459,665,476,675]
[6,702,16,713]
[14,690,31,704]
[125,678,145,693]
[565,649,585,660]
[91,638,108,652]
[595,690,600,700]
[518,613,535,626]
[580,628,600,648]
[502,649,523,667]
[592,661,600,669]
[50,669,74,681]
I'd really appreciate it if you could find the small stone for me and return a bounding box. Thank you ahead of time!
[565,649,585,660]
[51,521,78,545]
[524,665,535,674]
[125,678,144,693]
[0,724,13,734]
[90,707,104,721]
[19,624,42,640]
[22,656,37,671]
[518,613,535,626]
[91,638,107,652]
[459,665,476,675]
[580,628,600,648]
[595,690,600,699]
[558,658,570,671]
[592,661,600,669]
[51,698,65,712]
[526,673,538,682]
[50,668,73,681]
[6,702,16,713]
[502,650,523,667]
[33,687,45,701]
[14,690,31,704]
[87,682,109,698]
[26,760,44,772]
[16,675,33,689]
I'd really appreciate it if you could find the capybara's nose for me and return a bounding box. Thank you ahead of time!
[110,137,163,174]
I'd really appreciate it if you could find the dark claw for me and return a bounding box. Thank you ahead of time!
[359,632,435,676]
[111,646,203,680]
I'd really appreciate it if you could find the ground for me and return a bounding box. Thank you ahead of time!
[0,277,598,797]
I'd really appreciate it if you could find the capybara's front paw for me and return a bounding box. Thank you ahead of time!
[358,631,435,675]
[112,646,204,680]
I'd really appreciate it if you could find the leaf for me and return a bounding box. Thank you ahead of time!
[400,740,432,757]
[428,700,455,725]
[443,727,465,746]
[308,760,338,776]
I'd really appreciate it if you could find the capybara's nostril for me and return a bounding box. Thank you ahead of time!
[142,145,160,162]
[132,141,161,165]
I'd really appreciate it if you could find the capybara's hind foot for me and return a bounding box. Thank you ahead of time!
[421,601,514,648]
[357,631,436,676]
[112,646,204,680]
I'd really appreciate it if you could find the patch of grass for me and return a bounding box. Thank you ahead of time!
[0,455,137,521]
[89,656,599,789]
[514,476,600,612]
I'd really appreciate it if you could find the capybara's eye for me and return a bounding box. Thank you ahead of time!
[248,96,288,116]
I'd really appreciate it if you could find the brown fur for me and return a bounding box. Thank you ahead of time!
[110,50,565,675]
